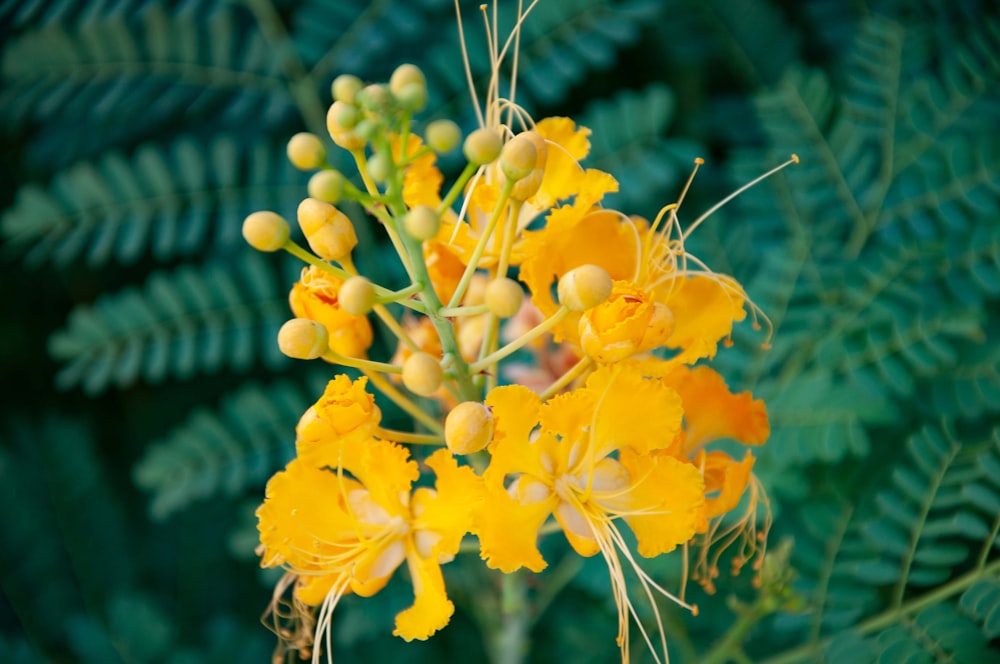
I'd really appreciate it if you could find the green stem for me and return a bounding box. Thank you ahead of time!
[447,179,515,309]
[470,307,569,374]
[489,571,530,664]
[322,351,401,375]
[374,427,444,445]
[282,240,351,279]
[539,357,593,400]
[438,162,479,216]
[439,304,491,318]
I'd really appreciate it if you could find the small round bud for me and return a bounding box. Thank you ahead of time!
[485,277,524,318]
[297,198,358,261]
[307,170,347,203]
[389,64,426,95]
[367,152,392,183]
[500,133,538,181]
[425,119,461,153]
[396,81,427,112]
[445,401,494,454]
[338,276,376,315]
[333,102,361,129]
[463,128,503,166]
[508,132,548,201]
[278,318,329,360]
[403,205,440,241]
[357,84,393,114]
[557,265,613,311]
[332,74,363,104]
[352,119,378,142]
[402,352,443,397]
[242,211,290,252]
[286,132,327,170]
[327,101,365,151]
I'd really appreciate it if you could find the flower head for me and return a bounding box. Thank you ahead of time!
[290,266,373,358]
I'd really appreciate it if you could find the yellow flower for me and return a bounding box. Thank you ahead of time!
[579,281,674,363]
[295,375,381,467]
[475,366,703,663]
[393,134,443,209]
[256,442,482,650]
[289,266,373,358]
[441,118,619,269]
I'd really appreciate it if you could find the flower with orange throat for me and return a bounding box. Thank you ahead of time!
[474,365,706,663]
[257,442,482,657]
[289,265,373,358]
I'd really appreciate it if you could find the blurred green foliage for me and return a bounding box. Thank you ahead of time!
[1,0,998,662]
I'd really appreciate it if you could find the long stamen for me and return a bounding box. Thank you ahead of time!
[454,0,484,128]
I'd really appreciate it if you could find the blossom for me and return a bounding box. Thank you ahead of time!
[295,375,382,467]
[290,266,373,358]
[579,281,674,363]
[257,442,482,647]
[474,365,705,662]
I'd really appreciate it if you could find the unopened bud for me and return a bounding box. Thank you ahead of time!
[445,402,494,454]
[308,170,346,203]
[242,211,290,252]
[402,352,443,397]
[500,133,538,181]
[425,120,461,153]
[357,84,393,115]
[508,132,547,201]
[332,74,363,104]
[297,198,358,261]
[463,128,503,166]
[338,276,376,315]
[326,101,365,151]
[485,278,524,318]
[286,132,326,170]
[278,318,329,359]
[403,205,440,241]
[390,64,427,112]
[557,265,613,311]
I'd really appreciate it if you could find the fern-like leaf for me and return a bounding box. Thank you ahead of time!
[133,378,310,520]
[48,253,288,394]
[1,136,304,267]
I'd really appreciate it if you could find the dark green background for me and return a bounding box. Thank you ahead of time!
[2,0,999,662]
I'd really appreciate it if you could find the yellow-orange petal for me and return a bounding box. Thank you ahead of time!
[619,450,705,557]
[656,274,747,367]
[417,449,484,556]
[666,365,770,453]
[474,483,554,573]
[483,385,543,483]
[700,450,756,520]
[392,550,454,641]
[586,366,684,457]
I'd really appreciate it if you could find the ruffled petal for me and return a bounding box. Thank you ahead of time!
[656,274,746,366]
[700,450,756,521]
[474,483,555,573]
[586,366,684,457]
[346,438,420,513]
[392,549,454,641]
[666,365,770,452]
[618,450,705,557]
[418,449,483,556]
[483,385,543,487]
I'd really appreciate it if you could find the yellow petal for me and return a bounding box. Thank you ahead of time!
[290,266,374,358]
[618,450,705,557]
[474,483,554,573]
[586,366,684,457]
[393,134,443,209]
[700,450,756,520]
[392,549,454,641]
[294,573,347,606]
[666,365,769,452]
[417,449,484,556]
[296,375,381,467]
[347,438,420,513]
[656,274,746,366]
[483,385,543,487]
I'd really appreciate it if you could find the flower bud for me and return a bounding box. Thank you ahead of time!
[580,283,674,363]
[425,119,461,153]
[357,84,393,115]
[332,74,363,104]
[242,211,290,252]
[396,82,427,112]
[366,152,392,183]
[463,128,503,166]
[390,64,427,112]
[286,133,326,171]
[338,276,376,315]
[500,133,538,181]
[307,170,346,203]
[508,132,547,201]
[278,318,329,359]
[327,101,365,151]
[557,264,613,311]
[445,401,494,454]
[402,352,443,397]
[297,198,358,261]
[333,102,361,129]
[485,277,524,318]
[403,205,440,241]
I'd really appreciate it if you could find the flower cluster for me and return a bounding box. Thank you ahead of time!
[245,5,791,662]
